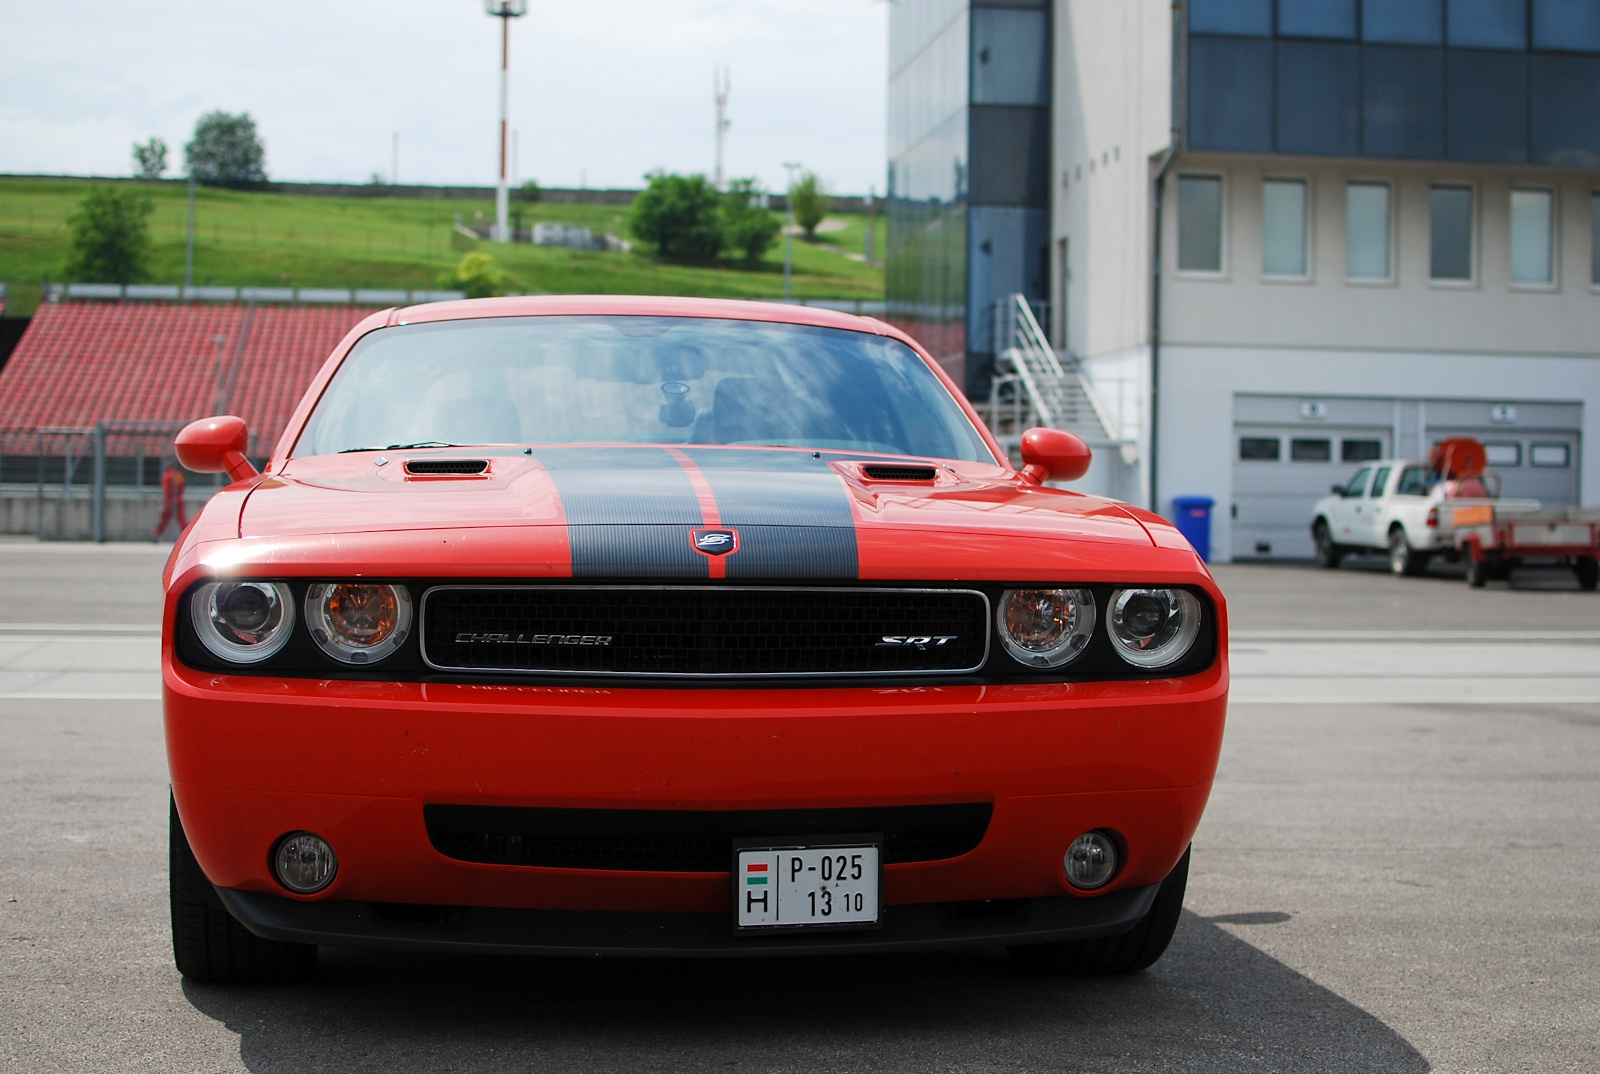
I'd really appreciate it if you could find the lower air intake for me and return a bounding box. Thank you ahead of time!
[424,803,994,872]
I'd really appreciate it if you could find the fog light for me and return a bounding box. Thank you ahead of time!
[273,832,338,894]
[1064,831,1118,890]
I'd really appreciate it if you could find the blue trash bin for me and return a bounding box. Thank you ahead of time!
[1171,496,1215,562]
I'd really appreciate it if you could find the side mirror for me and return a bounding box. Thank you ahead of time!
[1019,427,1092,485]
[1330,484,1345,496]
[175,416,259,483]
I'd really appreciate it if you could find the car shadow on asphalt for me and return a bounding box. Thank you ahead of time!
[181,910,1429,1073]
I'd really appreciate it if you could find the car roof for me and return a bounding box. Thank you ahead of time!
[387,294,900,338]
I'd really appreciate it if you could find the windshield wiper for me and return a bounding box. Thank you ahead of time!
[339,441,461,453]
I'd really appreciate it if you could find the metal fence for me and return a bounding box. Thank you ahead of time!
[0,422,266,541]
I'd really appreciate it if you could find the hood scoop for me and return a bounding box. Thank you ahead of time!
[404,458,489,477]
[861,464,939,482]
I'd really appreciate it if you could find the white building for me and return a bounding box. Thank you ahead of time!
[890,0,1600,561]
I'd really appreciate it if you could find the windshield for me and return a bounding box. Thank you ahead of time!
[295,316,993,462]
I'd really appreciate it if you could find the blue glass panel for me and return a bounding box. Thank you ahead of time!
[1362,45,1446,156]
[1447,50,1529,161]
[1447,0,1529,48]
[1280,0,1357,37]
[1188,36,1275,151]
[1276,41,1362,154]
[1363,0,1445,43]
[1533,0,1600,52]
[1190,0,1273,35]
[1531,54,1600,165]
[969,106,1050,208]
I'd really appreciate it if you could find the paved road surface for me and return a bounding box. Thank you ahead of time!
[1,539,1596,1072]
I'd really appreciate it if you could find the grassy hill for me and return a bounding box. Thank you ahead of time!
[0,177,885,317]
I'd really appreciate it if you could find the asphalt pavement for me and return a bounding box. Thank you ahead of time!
[1,537,1596,1072]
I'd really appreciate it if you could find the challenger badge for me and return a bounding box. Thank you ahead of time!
[691,528,739,556]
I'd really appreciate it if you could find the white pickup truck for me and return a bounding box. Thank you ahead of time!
[1309,459,1528,576]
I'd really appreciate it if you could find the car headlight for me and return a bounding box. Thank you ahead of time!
[305,583,412,664]
[996,588,1096,668]
[1108,588,1201,669]
[190,581,295,664]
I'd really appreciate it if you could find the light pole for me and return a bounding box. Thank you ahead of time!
[485,0,528,243]
[782,161,802,301]
[713,66,730,191]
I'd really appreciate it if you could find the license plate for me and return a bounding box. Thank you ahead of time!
[734,840,881,931]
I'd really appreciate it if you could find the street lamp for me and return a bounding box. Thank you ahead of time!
[782,161,802,301]
[485,0,528,243]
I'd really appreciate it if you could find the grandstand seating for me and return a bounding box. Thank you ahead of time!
[0,303,373,456]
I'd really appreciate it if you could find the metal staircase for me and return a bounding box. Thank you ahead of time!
[984,294,1123,448]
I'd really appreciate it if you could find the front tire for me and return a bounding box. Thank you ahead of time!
[170,795,316,983]
[1388,528,1429,576]
[1576,558,1599,591]
[1313,521,1343,569]
[1008,847,1190,975]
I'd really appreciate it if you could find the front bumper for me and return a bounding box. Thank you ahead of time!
[166,659,1226,923]
[217,884,1160,957]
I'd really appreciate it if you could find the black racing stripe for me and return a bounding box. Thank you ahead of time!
[682,451,858,579]
[533,448,707,578]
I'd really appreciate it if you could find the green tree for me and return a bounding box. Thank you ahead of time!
[441,251,504,298]
[518,179,542,202]
[791,171,830,240]
[628,172,724,261]
[186,111,267,186]
[131,137,167,179]
[61,186,153,284]
[720,178,780,265]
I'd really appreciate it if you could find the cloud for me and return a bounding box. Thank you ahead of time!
[0,0,887,195]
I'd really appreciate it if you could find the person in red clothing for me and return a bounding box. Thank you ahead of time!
[154,465,188,540]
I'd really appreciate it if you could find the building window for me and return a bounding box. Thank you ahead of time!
[1263,178,1309,275]
[1346,182,1392,278]
[1362,0,1444,44]
[1190,0,1272,35]
[1178,175,1224,272]
[1484,442,1522,466]
[1592,192,1600,284]
[1291,438,1333,461]
[1279,0,1357,38]
[1342,438,1384,462]
[1447,0,1529,49]
[1531,443,1571,467]
[1239,437,1282,460]
[1533,0,1600,52]
[1510,189,1555,284]
[1430,185,1474,280]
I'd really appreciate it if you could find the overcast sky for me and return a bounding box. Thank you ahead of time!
[0,0,888,195]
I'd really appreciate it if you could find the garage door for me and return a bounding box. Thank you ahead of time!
[1232,426,1391,559]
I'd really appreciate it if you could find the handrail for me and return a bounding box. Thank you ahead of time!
[993,294,1124,443]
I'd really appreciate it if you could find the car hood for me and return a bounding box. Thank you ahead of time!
[236,447,1182,580]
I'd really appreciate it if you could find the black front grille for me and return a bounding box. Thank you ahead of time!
[862,464,938,482]
[421,586,989,676]
[406,458,488,475]
[424,803,993,872]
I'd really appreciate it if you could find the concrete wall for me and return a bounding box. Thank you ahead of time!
[0,488,214,541]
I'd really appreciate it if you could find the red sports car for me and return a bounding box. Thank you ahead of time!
[163,296,1227,982]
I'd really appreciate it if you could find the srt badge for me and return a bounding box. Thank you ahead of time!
[691,528,739,556]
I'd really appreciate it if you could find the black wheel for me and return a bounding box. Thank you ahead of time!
[1008,846,1190,975]
[1576,558,1599,591]
[1388,528,1429,576]
[1313,521,1343,569]
[170,795,316,983]
[1466,555,1488,588]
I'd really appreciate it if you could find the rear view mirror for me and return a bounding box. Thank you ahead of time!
[1330,484,1345,496]
[1019,427,1092,484]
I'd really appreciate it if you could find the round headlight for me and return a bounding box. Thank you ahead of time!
[1108,588,1202,669]
[305,583,411,664]
[190,581,295,664]
[996,588,1096,668]
[1064,830,1119,890]
[273,832,338,894]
